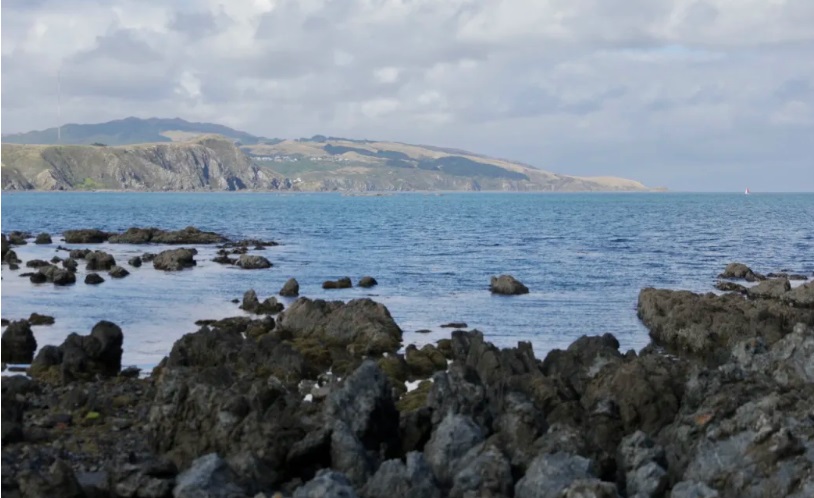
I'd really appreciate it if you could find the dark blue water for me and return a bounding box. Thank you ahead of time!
[2,192,813,370]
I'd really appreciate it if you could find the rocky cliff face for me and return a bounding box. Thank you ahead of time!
[1,136,284,191]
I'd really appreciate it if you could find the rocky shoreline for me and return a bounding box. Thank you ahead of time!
[2,228,814,497]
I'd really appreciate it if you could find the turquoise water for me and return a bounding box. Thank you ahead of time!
[2,192,813,370]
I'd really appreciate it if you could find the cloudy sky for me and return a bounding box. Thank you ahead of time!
[2,0,813,191]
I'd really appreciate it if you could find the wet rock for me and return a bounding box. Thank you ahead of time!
[128,256,142,268]
[63,229,109,243]
[617,431,668,498]
[25,259,51,268]
[85,273,105,285]
[358,276,378,288]
[361,452,441,498]
[416,329,432,334]
[241,290,261,312]
[258,297,284,315]
[50,255,63,263]
[4,249,21,266]
[212,255,236,265]
[153,248,197,271]
[9,262,20,270]
[173,453,246,498]
[142,252,157,262]
[718,262,764,281]
[108,457,177,498]
[490,274,529,295]
[28,313,55,326]
[8,231,30,245]
[714,280,746,293]
[236,254,272,269]
[424,412,485,486]
[1,320,37,363]
[746,278,791,300]
[34,233,52,244]
[108,265,130,279]
[280,278,300,297]
[29,271,48,284]
[30,320,123,383]
[323,277,352,289]
[85,250,116,271]
[514,452,596,498]
[440,322,467,329]
[277,298,403,355]
[1,233,8,257]
[293,470,359,498]
[51,267,77,286]
[108,226,227,244]
[69,248,92,259]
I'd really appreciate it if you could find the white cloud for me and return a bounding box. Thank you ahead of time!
[2,0,814,190]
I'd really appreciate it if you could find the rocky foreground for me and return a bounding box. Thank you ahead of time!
[2,262,814,497]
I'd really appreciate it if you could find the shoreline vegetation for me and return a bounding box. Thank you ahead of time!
[1,227,813,497]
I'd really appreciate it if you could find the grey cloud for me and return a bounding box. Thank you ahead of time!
[72,29,165,65]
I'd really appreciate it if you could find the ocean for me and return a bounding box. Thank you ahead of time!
[2,191,813,371]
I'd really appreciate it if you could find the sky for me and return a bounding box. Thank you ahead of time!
[2,0,813,191]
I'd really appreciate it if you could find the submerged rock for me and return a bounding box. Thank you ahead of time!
[108,265,130,279]
[323,277,352,289]
[358,276,378,288]
[63,228,109,243]
[490,275,529,295]
[718,262,764,282]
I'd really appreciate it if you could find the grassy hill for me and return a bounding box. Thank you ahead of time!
[1,118,658,192]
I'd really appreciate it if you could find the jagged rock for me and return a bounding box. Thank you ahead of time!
[108,457,177,498]
[236,254,272,269]
[1,320,37,363]
[17,459,86,498]
[85,273,105,285]
[358,276,378,288]
[732,323,814,387]
[241,290,261,312]
[361,452,441,498]
[293,470,359,498]
[405,344,447,379]
[85,250,116,271]
[323,277,352,289]
[63,229,109,243]
[108,265,130,278]
[153,248,197,271]
[424,412,485,486]
[783,281,814,308]
[28,313,55,326]
[2,394,25,445]
[718,262,764,281]
[669,481,719,498]
[449,442,513,498]
[34,233,52,244]
[30,320,123,383]
[128,256,143,268]
[514,452,596,498]
[490,274,529,295]
[280,278,300,297]
[746,278,790,299]
[617,431,668,498]
[277,298,403,355]
[172,453,246,498]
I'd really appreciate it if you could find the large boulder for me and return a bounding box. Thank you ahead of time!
[514,452,597,498]
[361,452,440,498]
[277,298,403,355]
[62,258,79,272]
[109,265,130,278]
[8,231,30,245]
[718,262,764,281]
[69,248,91,259]
[85,273,105,285]
[236,254,272,269]
[34,233,52,244]
[153,248,197,271]
[423,413,485,486]
[63,229,109,243]
[172,453,246,498]
[490,275,529,295]
[358,276,378,288]
[30,320,124,383]
[746,278,791,300]
[85,250,116,271]
[1,320,37,363]
[280,278,300,297]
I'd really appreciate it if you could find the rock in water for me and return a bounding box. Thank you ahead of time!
[358,276,378,288]
[34,233,52,244]
[28,313,55,326]
[1,320,37,363]
[236,254,272,269]
[490,275,529,295]
[85,273,105,285]
[108,265,130,279]
[280,278,300,297]
[718,262,764,281]
[63,229,109,243]
[153,248,197,271]
[128,256,142,267]
[85,250,116,271]
[323,277,352,289]
[714,280,746,293]
[69,248,91,259]
[746,277,790,299]
[240,289,261,312]
[31,320,124,383]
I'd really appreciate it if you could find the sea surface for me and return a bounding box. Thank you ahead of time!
[2,192,813,371]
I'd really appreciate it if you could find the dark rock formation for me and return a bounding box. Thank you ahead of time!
[240,290,284,315]
[358,276,378,288]
[1,320,37,363]
[29,320,123,383]
[85,250,116,271]
[69,248,91,259]
[236,254,272,269]
[153,248,197,271]
[63,229,109,243]
[128,256,142,268]
[108,265,130,279]
[718,262,765,282]
[85,273,105,285]
[62,258,78,272]
[25,259,51,268]
[108,226,227,244]
[280,278,300,297]
[441,322,467,329]
[490,275,529,295]
[323,277,352,289]
[28,313,55,326]
[34,233,52,244]
[8,231,30,245]
[714,280,746,293]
